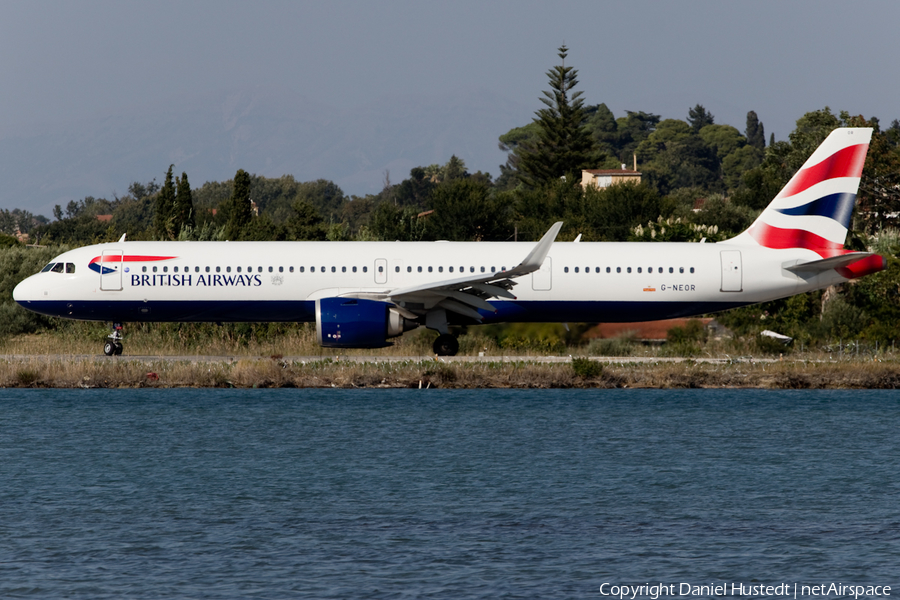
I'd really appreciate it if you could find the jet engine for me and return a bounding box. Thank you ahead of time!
[315,297,418,348]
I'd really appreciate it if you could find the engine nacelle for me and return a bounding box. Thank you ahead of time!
[315,297,417,348]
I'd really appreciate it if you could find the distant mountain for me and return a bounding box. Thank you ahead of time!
[0,86,531,215]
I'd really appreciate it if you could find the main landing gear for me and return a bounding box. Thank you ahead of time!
[432,333,459,357]
[103,322,124,356]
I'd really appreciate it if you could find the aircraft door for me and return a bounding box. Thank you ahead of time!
[99,250,124,291]
[532,257,552,291]
[374,259,388,285]
[720,250,742,292]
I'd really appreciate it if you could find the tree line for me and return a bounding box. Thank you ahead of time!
[2,44,900,349]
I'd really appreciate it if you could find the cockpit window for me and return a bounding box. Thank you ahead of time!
[66,263,75,273]
[41,263,55,273]
[50,263,65,273]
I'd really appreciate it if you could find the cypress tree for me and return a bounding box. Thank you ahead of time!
[517,45,600,188]
[154,165,176,239]
[746,111,766,150]
[223,169,252,240]
[174,172,195,236]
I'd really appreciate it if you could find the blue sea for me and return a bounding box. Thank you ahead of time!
[0,389,897,599]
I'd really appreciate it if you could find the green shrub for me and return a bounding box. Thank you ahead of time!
[572,357,603,378]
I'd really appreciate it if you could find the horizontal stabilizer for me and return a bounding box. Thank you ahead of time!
[784,252,876,275]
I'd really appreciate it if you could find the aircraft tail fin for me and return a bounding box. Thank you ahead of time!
[729,127,872,258]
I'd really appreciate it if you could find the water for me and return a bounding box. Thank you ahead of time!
[0,389,897,599]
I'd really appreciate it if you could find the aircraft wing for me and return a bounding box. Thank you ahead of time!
[346,221,563,321]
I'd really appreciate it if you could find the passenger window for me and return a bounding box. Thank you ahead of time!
[340,266,345,273]
[658,267,663,273]
[480,266,485,273]
[226,266,231,273]
[407,266,412,273]
[637,267,641,274]
[428,266,433,273]
[574,267,579,273]
[669,267,674,273]
[616,267,621,273]
[564,267,569,273]
[606,267,610,273]
[174,266,179,273]
[470,267,474,273]
[647,267,652,273]
[491,266,495,272]
[378,266,383,273]
[269,267,274,273]
[279,266,284,273]
[363,266,368,273]
[300,266,305,273]
[332,266,337,273]
[690,267,695,274]
[595,267,600,273]
[418,266,422,273]
[51,263,64,273]
[195,267,200,273]
[352,266,357,273]
[216,266,221,273]
[142,266,147,273]
[449,267,454,273]
[679,267,684,273]
[438,266,443,273]
[258,267,263,273]
[206,266,210,273]
[153,266,158,273]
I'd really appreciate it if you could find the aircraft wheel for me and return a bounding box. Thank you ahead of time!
[103,341,116,356]
[114,342,124,356]
[433,334,459,356]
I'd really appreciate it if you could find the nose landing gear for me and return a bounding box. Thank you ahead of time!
[103,322,124,356]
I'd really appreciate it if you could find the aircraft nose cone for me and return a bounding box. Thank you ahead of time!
[13,276,37,305]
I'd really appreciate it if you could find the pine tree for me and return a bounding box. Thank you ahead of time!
[517,45,600,188]
[223,169,252,240]
[687,104,715,132]
[745,111,766,150]
[154,165,176,239]
[173,172,195,236]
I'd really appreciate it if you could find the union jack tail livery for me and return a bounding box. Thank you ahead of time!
[730,127,883,278]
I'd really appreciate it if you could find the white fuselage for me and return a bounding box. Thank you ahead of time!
[13,239,843,325]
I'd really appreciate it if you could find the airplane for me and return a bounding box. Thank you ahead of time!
[13,127,885,357]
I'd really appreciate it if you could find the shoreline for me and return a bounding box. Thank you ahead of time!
[2,354,899,389]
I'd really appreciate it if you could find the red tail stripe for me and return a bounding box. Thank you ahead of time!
[779,143,868,199]
[748,223,843,258]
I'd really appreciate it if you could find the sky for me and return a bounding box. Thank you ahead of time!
[1,0,898,207]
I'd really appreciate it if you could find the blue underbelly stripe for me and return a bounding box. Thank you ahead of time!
[18,299,750,324]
